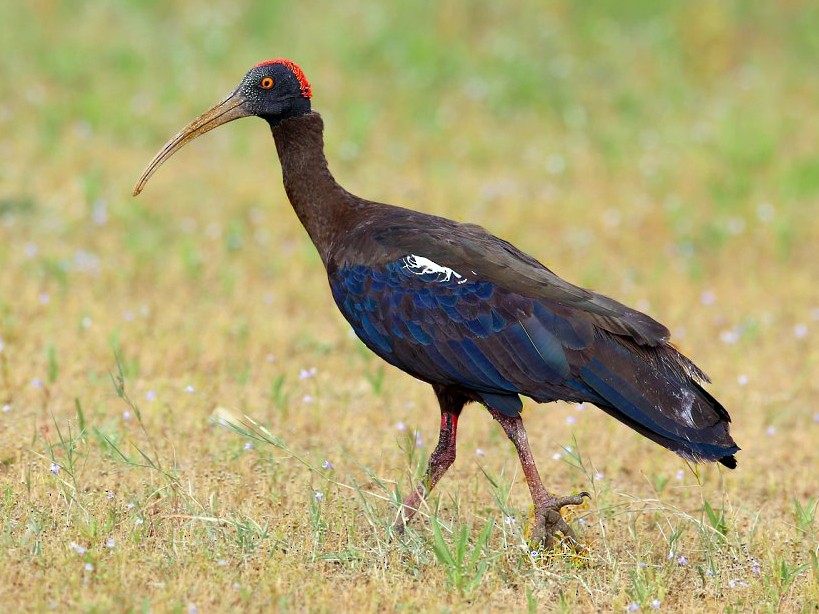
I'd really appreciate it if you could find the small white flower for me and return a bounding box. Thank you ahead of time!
[84,563,94,572]
[314,491,324,502]
[737,374,748,386]
[594,472,605,480]
[265,354,276,363]
[298,367,317,380]
[552,453,562,460]
[720,329,740,344]
[766,426,776,436]
[32,378,44,389]
[145,390,156,401]
[395,421,407,432]
[217,559,228,567]
[185,385,195,393]
[628,603,640,612]
[302,395,314,403]
[756,202,775,222]
[504,516,516,526]
[675,469,685,480]
[566,415,577,424]
[700,290,716,305]
[106,538,115,549]
[2,404,10,413]
[651,599,661,610]
[70,542,86,554]
[39,293,50,304]
[135,517,144,526]
[243,442,253,451]
[475,448,485,457]
[122,410,131,420]
[794,324,808,339]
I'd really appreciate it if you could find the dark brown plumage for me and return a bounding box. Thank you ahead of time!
[134,59,739,549]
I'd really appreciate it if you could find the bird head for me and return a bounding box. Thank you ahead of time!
[133,58,312,196]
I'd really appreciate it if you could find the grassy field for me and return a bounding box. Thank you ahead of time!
[1,0,818,611]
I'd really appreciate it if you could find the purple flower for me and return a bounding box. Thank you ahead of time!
[299,367,317,380]
[677,555,688,566]
[50,463,60,475]
[314,491,324,502]
[321,460,333,470]
[69,542,86,554]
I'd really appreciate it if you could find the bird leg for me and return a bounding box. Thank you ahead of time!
[488,408,589,550]
[394,387,465,533]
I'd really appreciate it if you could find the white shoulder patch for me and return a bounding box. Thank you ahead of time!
[403,255,469,284]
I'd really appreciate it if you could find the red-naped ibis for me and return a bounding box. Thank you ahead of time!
[134,59,739,549]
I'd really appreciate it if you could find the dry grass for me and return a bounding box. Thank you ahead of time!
[1,1,818,611]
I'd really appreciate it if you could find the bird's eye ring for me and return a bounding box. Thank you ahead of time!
[260,77,275,89]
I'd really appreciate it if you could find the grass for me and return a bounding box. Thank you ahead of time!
[1,0,818,610]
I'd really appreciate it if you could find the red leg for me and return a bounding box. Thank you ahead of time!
[488,408,589,549]
[394,387,464,531]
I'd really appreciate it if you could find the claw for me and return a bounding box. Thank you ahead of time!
[530,491,591,552]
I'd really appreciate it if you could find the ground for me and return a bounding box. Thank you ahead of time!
[1,1,818,611]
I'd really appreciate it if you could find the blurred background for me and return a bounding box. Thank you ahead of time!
[0,0,817,610]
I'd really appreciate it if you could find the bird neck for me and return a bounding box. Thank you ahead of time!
[271,112,357,266]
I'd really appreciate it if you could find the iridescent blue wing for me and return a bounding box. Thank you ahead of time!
[329,254,595,415]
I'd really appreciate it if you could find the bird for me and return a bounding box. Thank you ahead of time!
[134,58,740,549]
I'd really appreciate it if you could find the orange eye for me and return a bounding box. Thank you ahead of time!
[260,76,275,89]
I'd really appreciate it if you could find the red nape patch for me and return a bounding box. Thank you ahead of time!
[254,58,312,99]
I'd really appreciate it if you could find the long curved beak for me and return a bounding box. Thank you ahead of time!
[133,90,252,196]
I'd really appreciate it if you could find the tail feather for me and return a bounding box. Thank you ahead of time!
[578,335,739,466]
